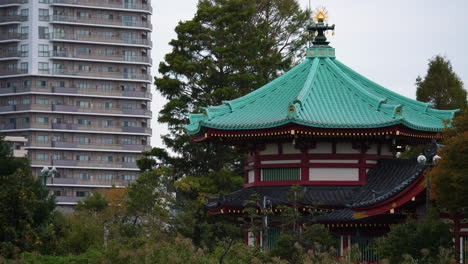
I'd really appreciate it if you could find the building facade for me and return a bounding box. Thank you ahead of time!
[0,0,152,208]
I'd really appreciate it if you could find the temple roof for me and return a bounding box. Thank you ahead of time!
[206,159,423,220]
[185,47,458,135]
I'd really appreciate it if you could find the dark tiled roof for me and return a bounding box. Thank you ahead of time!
[206,158,423,221]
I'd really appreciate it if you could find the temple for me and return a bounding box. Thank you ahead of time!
[185,10,465,262]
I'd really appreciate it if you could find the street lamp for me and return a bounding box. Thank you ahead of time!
[417,141,441,215]
[38,166,59,188]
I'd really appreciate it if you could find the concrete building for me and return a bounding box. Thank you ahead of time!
[4,135,28,157]
[0,0,152,208]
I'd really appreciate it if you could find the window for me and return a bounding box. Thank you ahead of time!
[121,174,136,181]
[76,155,90,161]
[122,15,136,26]
[120,138,137,145]
[52,154,61,160]
[98,156,113,162]
[104,31,114,38]
[56,81,65,87]
[36,153,49,160]
[53,136,61,142]
[38,62,49,74]
[6,82,17,88]
[7,63,17,71]
[104,138,113,144]
[53,190,61,196]
[20,26,28,38]
[20,44,28,57]
[122,156,136,163]
[39,9,49,21]
[39,27,49,39]
[37,80,48,87]
[23,80,30,88]
[121,121,136,127]
[104,120,113,126]
[8,99,17,105]
[76,137,90,144]
[36,117,49,124]
[77,173,90,180]
[22,98,30,105]
[78,65,90,71]
[39,0,49,3]
[20,62,28,73]
[77,47,91,54]
[76,29,90,36]
[77,12,91,18]
[77,119,91,125]
[20,9,28,18]
[76,191,88,197]
[76,100,90,107]
[37,98,49,104]
[261,168,301,181]
[122,103,137,109]
[97,84,113,90]
[23,117,30,124]
[37,135,48,142]
[105,49,114,55]
[77,83,90,89]
[38,44,49,57]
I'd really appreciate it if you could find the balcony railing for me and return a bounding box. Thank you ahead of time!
[0,51,21,59]
[0,103,151,117]
[52,51,152,64]
[0,0,28,6]
[52,69,152,81]
[28,140,151,151]
[50,32,152,47]
[0,86,151,99]
[0,33,28,41]
[51,0,152,13]
[0,122,152,134]
[52,15,152,30]
[47,177,131,188]
[32,159,139,169]
[0,15,28,23]
[0,69,27,76]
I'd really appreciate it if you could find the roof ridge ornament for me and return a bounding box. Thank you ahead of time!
[307,7,335,47]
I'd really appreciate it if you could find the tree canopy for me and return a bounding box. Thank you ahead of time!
[416,55,467,110]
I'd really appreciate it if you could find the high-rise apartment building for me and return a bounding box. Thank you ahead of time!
[0,0,152,210]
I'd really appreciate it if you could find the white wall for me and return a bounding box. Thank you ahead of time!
[309,168,359,181]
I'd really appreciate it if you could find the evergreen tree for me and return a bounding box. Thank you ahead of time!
[152,0,310,247]
[0,138,55,257]
[416,55,467,110]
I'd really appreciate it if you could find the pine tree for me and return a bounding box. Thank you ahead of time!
[416,55,467,110]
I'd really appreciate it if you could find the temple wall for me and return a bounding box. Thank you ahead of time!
[309,168,360,181]
[260,143,277,155]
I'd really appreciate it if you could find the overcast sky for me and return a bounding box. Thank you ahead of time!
[150,0,468,148]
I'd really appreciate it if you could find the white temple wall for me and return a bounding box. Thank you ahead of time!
[309,168,360,181]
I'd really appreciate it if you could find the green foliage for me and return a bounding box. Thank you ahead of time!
[76,191,108,214]
[0,138,55,258]
[270,224,335,263]
[432,110,468,216]
[416,55,467,110]
[375,211,454,264]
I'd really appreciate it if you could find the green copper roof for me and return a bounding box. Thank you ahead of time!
[185,47,458,135]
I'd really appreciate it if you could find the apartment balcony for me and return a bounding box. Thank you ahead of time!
[0,51,21,60]
[0,69,27,77]
[51,0,152,14]
[50,33,152,48]
[52,51,152,65]
[51,159,138,169]
[0,15,28,24]
[53,196,83,205]
[28,140,150,152]
[52,69,152,82]
[0,86,151,100]
[51,123,152,135]
[0,33,27,42]
[47,177,130,188]
[0,0,27,7]
[51,15,152,31]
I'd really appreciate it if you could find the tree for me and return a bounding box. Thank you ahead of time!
[154,0,310,247]
[431,110,468,216]
[375,211,454,264]
[0,138,55,258]
[416,55,467,110]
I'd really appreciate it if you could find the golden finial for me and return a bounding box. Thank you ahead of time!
[313,7,328,23]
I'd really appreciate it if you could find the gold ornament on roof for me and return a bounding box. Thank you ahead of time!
[313,7,328,22]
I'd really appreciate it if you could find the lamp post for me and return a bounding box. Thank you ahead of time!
[38,166,59,189]
[417,141,441,215]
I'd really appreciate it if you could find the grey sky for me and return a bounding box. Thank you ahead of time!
[151,0,468,148]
